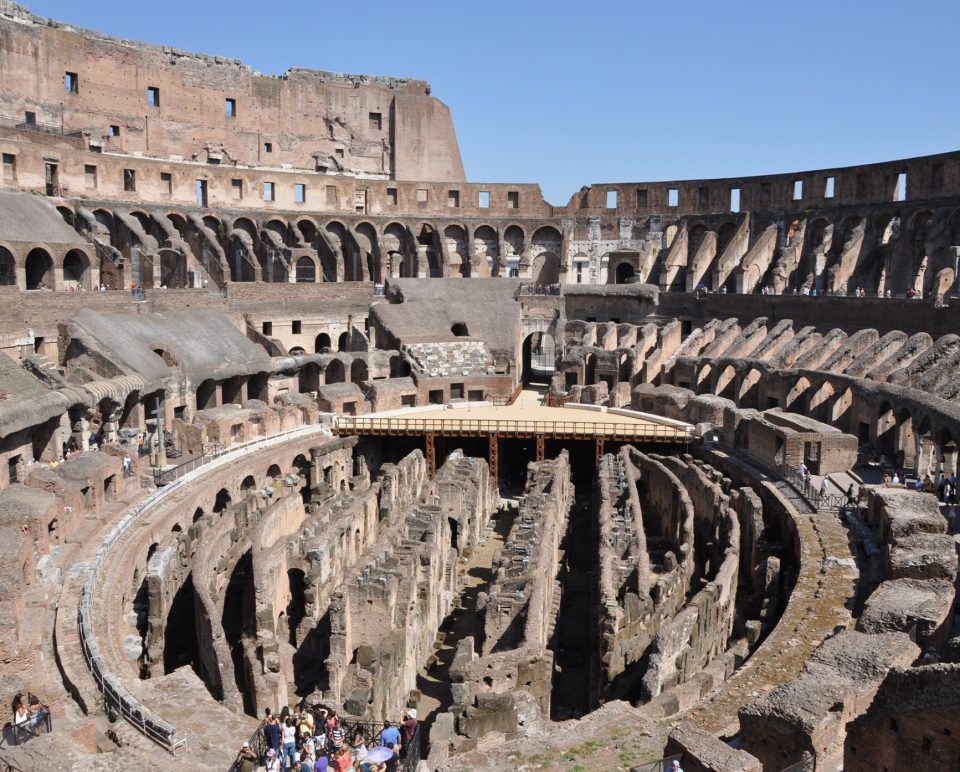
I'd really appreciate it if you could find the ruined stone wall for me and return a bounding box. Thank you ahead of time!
[0,3,464,182]
[325,452,495,720]
[445,453,573,742]
[856,489,956,650]
[844,664,960,772]
[641,456,740,702]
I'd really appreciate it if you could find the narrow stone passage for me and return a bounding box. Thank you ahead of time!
[415,499,519,740]
[549,493,596,719]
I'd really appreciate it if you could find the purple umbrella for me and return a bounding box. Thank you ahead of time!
[365,746,394,763]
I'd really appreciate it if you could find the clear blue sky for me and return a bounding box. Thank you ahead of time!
[26,0,960,205]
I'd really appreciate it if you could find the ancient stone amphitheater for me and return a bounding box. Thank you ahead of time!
[0,3,958,770]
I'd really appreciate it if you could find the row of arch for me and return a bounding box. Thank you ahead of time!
[687,359,960,475]
[0,243,95,290]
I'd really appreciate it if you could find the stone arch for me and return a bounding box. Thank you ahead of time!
[350,359,368,383]
[202,214,222,235]
[695,363,713,390]
[299,362,320,393]
[213,488,232,514]
[444,224,468,278]
[785,376,812,412]
[295,256,316,283]
[129,210,153,233]
[532,225,562,251]
[504,225,525,257]
[248,371,269,402]
[714,365,737,400]
[266,464,282,481]
[0,246,15,286]
[530,252,560,285]
[355,222,380,282]
[473,225,500,277]
[808,381,836,422]
[240,475,257,492]
[383,222,408,278]
[264,218,289,245]
[522,331,556,385]
[416,224,441,277]
[25,247,54,289]
[830,386,854,431]
[615,262,635,284]
[196,379,217,411]
[233,217,258,241]
[325,359,345,384]
[297,218,319,246]
[737,368,762,409]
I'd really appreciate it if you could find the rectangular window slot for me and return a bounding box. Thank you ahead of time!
[160,172,172,196]
[225,98,236,118]
[368,112,382,130]
[387,187,398,206]
[668,188,679,207]
[636,188,648,208]
[263,142,273,154]
[478,191,490,208]
[507,191,519,209]
[894,172,907,201]
[294,183,306,204]
[416,188,428,203]
[606,190,618,209]
[123,168,136,192]
[263,181,275,202]
[262,321,273,336]
[292,320,302,334]
[147,86,160,108]
[326,185,337,207]
[84,164,97,189]
[824,176,835,198]
[65,72,78,94]
[354,190,366,213]
[931,163,944,192]
[231,178,243,200]
[109,124,120,137]
[448,190,460,208]
[729,187,741,213]
[793,180,803,200]
[24,111,36,126]
[195,179,208,208]
[2,153,15,181]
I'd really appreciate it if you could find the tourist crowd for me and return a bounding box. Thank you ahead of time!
[235,705,418,772]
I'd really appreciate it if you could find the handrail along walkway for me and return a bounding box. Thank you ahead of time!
[77,423,331,756]
[335,415,694,442]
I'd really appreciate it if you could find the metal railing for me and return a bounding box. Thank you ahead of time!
[336,415,694,442]
[0,754,28,772]
[779,466,857,511]
[517,283,562,296]
[153,445,225,487]
[228,719,268,772]
[0,711,52,749]
[630,754,683,772]
[78,424,330,756]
